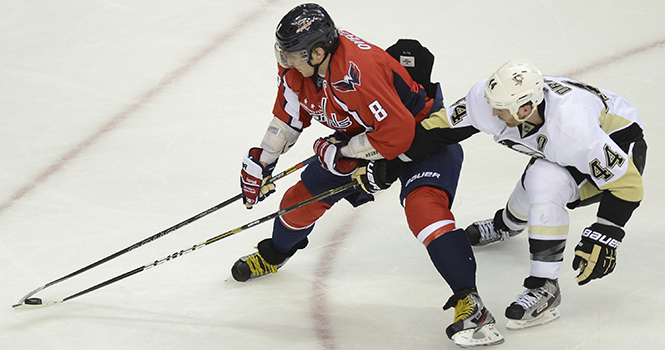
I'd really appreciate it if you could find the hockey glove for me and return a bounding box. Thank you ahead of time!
[241,148,277,209]
[572,223,625,285]
[352,159,398,194]
[313,136,360,176]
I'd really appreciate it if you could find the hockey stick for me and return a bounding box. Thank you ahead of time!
[12,155,317,309]
[13,178,358,309]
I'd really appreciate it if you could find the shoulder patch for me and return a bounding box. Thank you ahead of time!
[333,61,361,92]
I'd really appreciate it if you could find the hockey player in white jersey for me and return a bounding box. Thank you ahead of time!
[361,59,646,331]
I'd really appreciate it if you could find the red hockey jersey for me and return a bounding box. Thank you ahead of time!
[272,30,439,160]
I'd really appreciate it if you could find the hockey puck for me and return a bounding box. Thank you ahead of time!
[24,298,42,305]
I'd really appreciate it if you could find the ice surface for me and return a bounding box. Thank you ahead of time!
[2,1,664,349]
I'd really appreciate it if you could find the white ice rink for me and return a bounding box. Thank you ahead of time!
[2,1,664,349]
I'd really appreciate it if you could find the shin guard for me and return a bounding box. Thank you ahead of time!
[427,229,477,292]
[279,181,332,230]
[272,181,330,253]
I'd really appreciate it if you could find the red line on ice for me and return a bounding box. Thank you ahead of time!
[3,7,663,349]
[564,38,665,77]
[0,1,281,215]
[310,211,360,350]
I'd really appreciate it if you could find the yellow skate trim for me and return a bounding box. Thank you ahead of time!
[246,253,279,277]
[453,296,475,323]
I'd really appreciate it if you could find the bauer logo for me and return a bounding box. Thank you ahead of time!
[404,171,441,188]
[582,228,621,248]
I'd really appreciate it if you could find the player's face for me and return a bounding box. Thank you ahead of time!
[493,108,521,127]
[275,44,309,69]
[293,58,315,77]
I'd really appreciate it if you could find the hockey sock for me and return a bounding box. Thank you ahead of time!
[404,186,456,246]
[271,217,314,254]
[280,181,332,229]
[257,237,309,265]
[501,206,528,232]
[527,203,568,279]
[529,237,566,279]
[270,181,332,254]
[426,228,477,293]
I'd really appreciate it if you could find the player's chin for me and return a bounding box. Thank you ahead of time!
[298,70,313,77]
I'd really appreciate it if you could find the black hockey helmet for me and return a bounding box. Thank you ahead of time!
[275,3,338,67]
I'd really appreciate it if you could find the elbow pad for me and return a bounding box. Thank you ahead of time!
[259,117,301,163]
[341,133,384,160]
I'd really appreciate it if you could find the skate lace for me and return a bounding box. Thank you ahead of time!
[245,253,279,276]
[453,295,476,323]
[514,287,553,309]
[476,220,511,244]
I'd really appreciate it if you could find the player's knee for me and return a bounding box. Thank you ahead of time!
[527,203,569,239]
[280,181,332,230]
[523,160,577,207]
[404,186,456,246]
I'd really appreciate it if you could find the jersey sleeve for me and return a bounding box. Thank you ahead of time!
[554,104,643,226]
[404,93,481,161]
[272,66,311,131]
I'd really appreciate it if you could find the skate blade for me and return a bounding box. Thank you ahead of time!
[451,323,505,348]
[506,307,560,330]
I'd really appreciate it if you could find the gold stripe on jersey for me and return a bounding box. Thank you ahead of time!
[599,110,632,134]
[529,224,569,237]
[598,155,644,202]
[421,109,453,130]
[579,181,602,201]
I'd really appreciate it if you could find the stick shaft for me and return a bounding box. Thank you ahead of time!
[13,155,316,306]
[55,180,358,306]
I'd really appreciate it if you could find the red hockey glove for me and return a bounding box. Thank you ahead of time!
[572,223,625,285]
[241,148,277,209]
[313,137,360,176]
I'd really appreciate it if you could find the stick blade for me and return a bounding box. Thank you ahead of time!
[13,298,59,310]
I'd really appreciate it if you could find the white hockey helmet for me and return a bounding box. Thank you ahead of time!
[484,59,544,121]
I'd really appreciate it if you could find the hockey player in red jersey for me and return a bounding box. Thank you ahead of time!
[233,3,503,347]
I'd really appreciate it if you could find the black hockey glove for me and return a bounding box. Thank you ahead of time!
[352,159,398,194]
[572,223,625,286]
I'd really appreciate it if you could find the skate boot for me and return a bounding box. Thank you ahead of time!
[465,209,524,246]
[231,238,307,282]
[505,277,561,330]
[443,289,504,348]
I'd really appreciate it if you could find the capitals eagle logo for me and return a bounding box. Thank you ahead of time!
[333,61,361,92]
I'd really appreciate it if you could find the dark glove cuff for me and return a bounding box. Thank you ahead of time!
[597,191,640,227]
[368,160,394,189]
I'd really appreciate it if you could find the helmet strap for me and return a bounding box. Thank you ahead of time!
[308,50,330,83]
[511,105,536,123]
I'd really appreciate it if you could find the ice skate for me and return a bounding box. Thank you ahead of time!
[231,238,307,282]
[444,289,504,348]
[505,277,561,330]
[231,251,288,282]
[465,210,524,246]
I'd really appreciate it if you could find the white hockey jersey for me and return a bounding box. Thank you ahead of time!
[408,76,645,225]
